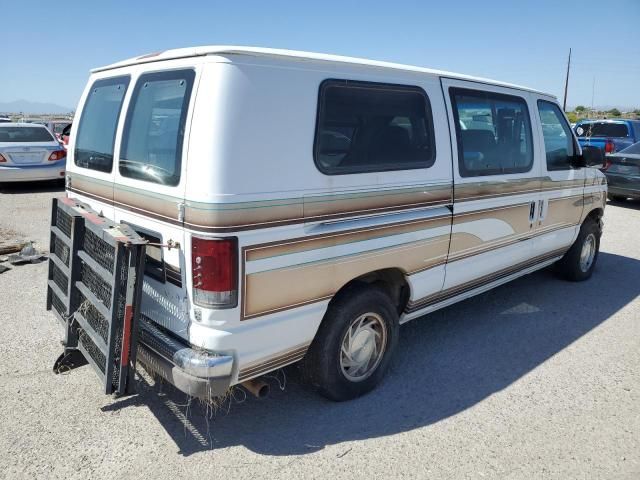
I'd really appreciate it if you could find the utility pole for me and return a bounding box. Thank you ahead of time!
[591,76,595,116]
[562,48,571,111]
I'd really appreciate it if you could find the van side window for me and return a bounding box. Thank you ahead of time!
[450,88,533,177]
[314,80,436,175]
[74,76,130,173]
[537,100,575,171]
[119,69,195,186]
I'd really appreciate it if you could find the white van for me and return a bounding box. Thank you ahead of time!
[64,46,607,401]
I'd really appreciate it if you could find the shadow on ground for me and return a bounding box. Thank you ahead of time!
[103,251,640,457]
[0,180,65,194]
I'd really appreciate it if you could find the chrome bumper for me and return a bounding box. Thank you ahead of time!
[136,316,234,399]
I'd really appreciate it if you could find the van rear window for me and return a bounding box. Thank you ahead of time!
[575,122,629,138]
[314,80,436,175]
[119,69,195,186]
[75,76,130,173]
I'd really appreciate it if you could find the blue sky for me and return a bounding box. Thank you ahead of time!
[3,0,639,110]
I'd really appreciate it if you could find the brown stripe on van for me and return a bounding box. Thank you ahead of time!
[245,214,452,262]
[449,202,532,257]
[543,194,583,231]
[242,235,450,319]
[68,173,113,202]
[455,177,543,201]
[114,186,181,221]
[302,184,452,221]
[406,247,568,313]
[185,184,451,231]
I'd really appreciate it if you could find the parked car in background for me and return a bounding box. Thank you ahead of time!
[45,120,72,140]
[0,117,10,123]
[574,119,640,156]
[603,141,640,201]
[0,123,67,182]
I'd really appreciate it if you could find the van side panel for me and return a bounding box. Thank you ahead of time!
[182,58,454,378]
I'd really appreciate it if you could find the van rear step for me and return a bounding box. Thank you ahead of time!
[46,197,147,396]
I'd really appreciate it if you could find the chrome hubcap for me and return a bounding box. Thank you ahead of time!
[340,312,387,382]
[579,233,596,272]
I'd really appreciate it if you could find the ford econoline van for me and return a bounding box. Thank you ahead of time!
[63,46,607,401]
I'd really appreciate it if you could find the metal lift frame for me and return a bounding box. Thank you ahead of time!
[46,197,146,395]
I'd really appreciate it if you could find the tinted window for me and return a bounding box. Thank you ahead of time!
[75,76,130,173]
[538,100,575,171]
[575,122,629,138]
[120,70,195,186]
[314,80,435,175]
[450,88,533,177]
[0,126,54,142]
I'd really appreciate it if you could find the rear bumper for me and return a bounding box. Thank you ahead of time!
[0,161,66,182]
[136,316,234,399]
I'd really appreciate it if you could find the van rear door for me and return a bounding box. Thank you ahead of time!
[67,75,131,218]
[112,68,198,340]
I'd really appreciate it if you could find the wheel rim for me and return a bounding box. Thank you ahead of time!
[339,312,387,382]
[579,233,596,272]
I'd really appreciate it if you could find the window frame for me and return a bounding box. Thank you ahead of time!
[537,99,577,172]
[449,87,534,178]
[74,75,131,173]
[119,68,195,187]
[313,78,437,176]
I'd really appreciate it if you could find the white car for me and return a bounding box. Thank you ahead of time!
[0,123,67,182]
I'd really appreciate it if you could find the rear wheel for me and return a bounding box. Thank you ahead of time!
[554,218,600,282]
[608,194,627,202]
[300,285,399,401]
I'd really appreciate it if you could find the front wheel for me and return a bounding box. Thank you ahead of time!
[554,218,601,281]
[300,285,399,401]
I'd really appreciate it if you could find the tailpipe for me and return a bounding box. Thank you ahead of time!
[241,378,270,399]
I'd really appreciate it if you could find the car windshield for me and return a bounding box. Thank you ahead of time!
[0,126,54,142]
[575,122,629,138]
[618,142,640,155]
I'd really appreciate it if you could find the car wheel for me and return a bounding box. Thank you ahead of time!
[554,218,600,282]
[608,194,627,202]
[300,284,399,401]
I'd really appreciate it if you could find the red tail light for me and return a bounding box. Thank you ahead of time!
[191,237,238,308]
[0,153,6,162]
[48,150,67,161]
[604,139,615,154]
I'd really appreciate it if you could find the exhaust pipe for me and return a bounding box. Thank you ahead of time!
[241,378,270,399]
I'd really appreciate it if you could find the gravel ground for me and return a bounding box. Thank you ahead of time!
[0,182,638,480]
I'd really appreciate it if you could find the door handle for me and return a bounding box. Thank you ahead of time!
[529,201,536,223]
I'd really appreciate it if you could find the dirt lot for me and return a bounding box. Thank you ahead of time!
[0,182,638,480]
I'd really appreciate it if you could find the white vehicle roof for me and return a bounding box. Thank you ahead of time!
[92,45,552,97]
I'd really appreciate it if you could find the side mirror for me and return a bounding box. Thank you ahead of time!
[582,145,605,168]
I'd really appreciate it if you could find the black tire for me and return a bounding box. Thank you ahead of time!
[300,284,399,401]
[608,194,627,202]
[554,218,601,282]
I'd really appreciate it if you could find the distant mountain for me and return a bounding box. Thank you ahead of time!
[0,99,73,115]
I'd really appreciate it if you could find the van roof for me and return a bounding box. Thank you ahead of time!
[92,45,553,97]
